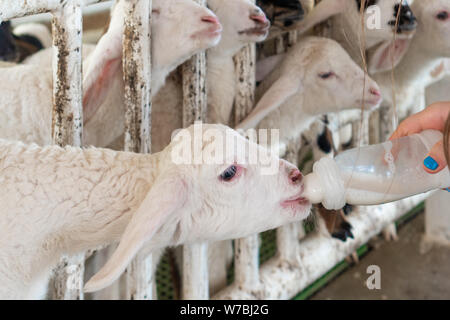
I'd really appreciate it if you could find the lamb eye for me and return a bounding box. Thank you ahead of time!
[152,9,161,15]
[220,165,238,181]
[319,72,335,79]
[436,11,448,21]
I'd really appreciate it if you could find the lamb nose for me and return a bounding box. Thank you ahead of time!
[369,88,381,97]
[289,169,303,185]
[250,12,268,25]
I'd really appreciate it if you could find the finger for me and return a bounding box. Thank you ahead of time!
[423,140,447,174]
[390,103,450,140]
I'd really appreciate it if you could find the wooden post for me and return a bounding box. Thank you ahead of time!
[121,0,154,300]
[50,1,84,300]
[181,0,209,301]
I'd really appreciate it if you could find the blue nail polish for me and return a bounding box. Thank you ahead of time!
[424,156,439,171]
[446,188,450,193]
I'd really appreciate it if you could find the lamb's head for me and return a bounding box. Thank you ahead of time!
[300,38,382,114]
[208,0,270,54]
[411,0,450,57]
[368,0,450,74]
[84,124,310,292]
[152,0,222,68]
[82,0,222,123]
[353,0,417,45]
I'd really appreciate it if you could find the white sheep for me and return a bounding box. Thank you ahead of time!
[1,0,222,147]
[295,0,417,65]
[370,0,450,121]
[254,0,415,100]
[236,36,382,156]
[149,0,270,154]
[0,124,311,299]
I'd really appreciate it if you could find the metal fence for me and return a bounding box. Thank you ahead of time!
[0,0,428,300]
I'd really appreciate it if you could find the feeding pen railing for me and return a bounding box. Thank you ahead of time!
[0,0,439,300]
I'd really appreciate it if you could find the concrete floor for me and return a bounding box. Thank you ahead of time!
[311,212,450,300]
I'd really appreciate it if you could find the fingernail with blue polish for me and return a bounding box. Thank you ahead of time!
[446,188,450,193]
[424,156,439,171]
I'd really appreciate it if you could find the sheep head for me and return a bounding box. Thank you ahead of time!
[82,0,222,124]
[299,38,382,114]
[208,0,270,55]
[237,37,382,131]
[84,124,310,292]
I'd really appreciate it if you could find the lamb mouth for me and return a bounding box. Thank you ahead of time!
[193,25,223,39]
[356,97,382,108]
[238,26,270,36]
[281,187,309,208]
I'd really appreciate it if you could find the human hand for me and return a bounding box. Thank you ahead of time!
[390,102,450,174]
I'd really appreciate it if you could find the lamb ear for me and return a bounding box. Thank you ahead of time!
[84,174,188,293]
[236,76,301,130]
[82,6,124,124]
[368,39,411,74]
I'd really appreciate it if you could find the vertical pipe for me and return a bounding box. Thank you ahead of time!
[233,44,256,126]
[182,242,209,299]
[50,1,84,300]
[181,0,209,301]
[121,0,153,300]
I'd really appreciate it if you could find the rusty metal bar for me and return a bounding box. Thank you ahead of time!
[0,0,110,21]
[121,0,153,300]
[233,44,256,127]
[50,1,84,300]
[51,2,83,147]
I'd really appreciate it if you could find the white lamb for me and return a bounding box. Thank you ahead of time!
[0,124,311,299]
[236,36,382,156]
[255,0,417,82]
[0,0,222,147]
[370,0,450,122]
[297,0,416,63]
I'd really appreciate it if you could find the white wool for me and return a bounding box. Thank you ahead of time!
[0,124,310,298]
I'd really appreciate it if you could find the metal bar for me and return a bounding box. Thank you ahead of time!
[233,44,256,127]
[0,0,109,21]
[50,1,84,300]
[183,242,209,299]
[121,0,153,300]
[181,0,209,301]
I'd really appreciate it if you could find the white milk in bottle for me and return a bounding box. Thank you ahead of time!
[303,130,450,210]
